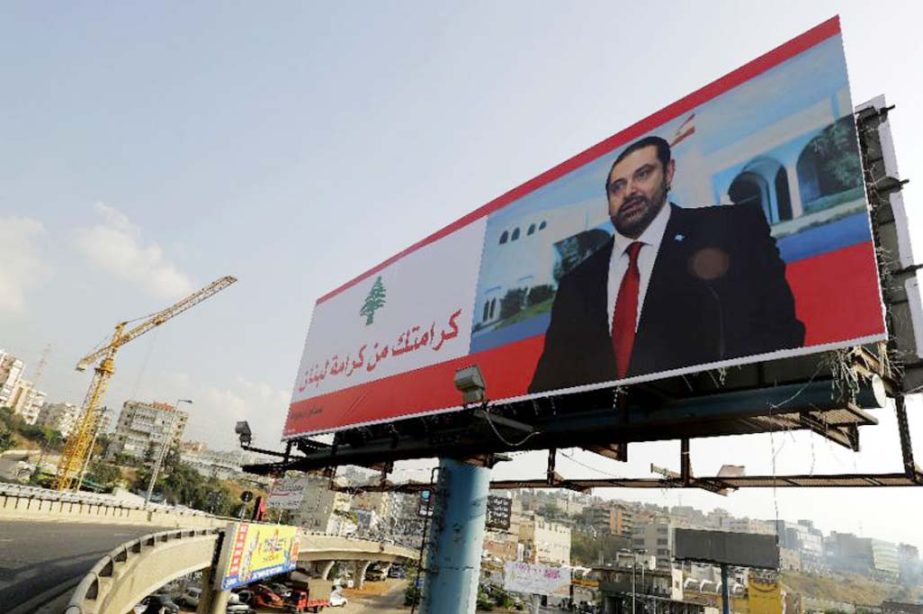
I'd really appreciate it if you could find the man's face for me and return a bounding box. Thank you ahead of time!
[606,145,675,238]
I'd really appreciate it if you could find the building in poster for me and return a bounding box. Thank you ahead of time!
[285,17,884,439]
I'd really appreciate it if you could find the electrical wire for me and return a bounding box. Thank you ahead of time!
[559,450,625,479]
[480,407,540,447]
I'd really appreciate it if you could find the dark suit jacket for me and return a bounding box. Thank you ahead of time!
[528,203,805,393]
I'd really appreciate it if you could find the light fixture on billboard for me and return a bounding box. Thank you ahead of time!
[235,421,253,446]
[454,365,486,406]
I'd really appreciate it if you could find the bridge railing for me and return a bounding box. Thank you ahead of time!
[0,482,206,512]
[64,528,220,614]
[0,482,226,528]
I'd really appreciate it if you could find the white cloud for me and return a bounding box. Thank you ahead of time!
[181,376,290,451]
[0,216,50,313]
[76,203,195,299]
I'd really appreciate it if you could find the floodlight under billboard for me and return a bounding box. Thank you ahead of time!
[285,16,884,439]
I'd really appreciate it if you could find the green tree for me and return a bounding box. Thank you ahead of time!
[143,441,158,466]
[499,288,527,320]
[809,117,863,192]
[570,530,631,567]
[0,426,13,452]
[359,276,387,325]
[539,502,567,521]
[86,461,121,489]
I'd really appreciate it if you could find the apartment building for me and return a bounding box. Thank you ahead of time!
[108,400,188,460]
[520,513,572,566]
[0,351,24,406]
[588,504,634,537]
[290,476,354,535]
[632,517,674,571]
[37,402,80,438]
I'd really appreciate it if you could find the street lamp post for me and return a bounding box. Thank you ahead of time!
[145,398,192,506]
[620,548,646,614]
[631,558,636,614]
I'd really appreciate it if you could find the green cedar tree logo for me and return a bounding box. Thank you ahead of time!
[359,275,387,325]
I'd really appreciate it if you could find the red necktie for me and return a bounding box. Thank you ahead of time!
[612,242,643,379]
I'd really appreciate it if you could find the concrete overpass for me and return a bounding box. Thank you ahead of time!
[297,533,418,588]
[62,527,417,613]
[0,484,417,612]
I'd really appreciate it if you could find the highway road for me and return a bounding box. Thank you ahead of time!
[0,520,159,613]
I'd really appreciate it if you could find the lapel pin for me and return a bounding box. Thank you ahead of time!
[674,234,685,242]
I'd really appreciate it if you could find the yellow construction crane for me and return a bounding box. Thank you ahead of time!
[54,275,238,491]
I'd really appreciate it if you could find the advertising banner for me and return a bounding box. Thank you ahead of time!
[417,489,434,518]
[286,16,885,438]
[214,522,300,590]
[486,495,513,531]
[266,476,310,510]
[503,561,571,597]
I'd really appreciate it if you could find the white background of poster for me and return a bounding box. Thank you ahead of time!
[291,218,485,401]
[503,561,571,597]
[266,476,310,510]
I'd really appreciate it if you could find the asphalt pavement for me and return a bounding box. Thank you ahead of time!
[0,519,160,613]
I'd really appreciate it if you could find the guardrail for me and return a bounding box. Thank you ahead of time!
[0,482,209,513]
[64,528,220,614]
[0,482,226,528]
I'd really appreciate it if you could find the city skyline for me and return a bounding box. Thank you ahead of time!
[3,0,923,555]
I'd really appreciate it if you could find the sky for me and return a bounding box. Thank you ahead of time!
[3,1,923,548]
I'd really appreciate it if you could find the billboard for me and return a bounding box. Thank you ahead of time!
[486,495,513,531]
[503,561,571,597]
[674,529,779,569]
[417,489,434,518]
[266,476,310,510]
[214,522,300,590]
[285,16,885,438]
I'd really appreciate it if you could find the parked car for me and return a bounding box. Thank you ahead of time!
[388,566,406,579]
[135,594,181,614]
[177,587,202,608]
[269,582,293,599]
[365,567,387,582]
[249,584,286,608]
[234,589,253,605]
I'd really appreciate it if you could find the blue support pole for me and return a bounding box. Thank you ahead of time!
[721,564,730,614]
[421,457,490,614]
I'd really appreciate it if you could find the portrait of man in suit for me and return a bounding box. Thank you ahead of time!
[529,135,805,394]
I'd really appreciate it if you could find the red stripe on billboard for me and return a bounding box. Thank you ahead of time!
[285,336,546,436]
[287,239,882,436]
[788,241,885,346]
[316,16,841,305]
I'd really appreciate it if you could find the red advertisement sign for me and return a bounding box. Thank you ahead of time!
[285,16,884,438]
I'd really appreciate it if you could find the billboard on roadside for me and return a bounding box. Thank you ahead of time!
[503,561,571,597]
[674,528,779,569]
[285,16,885,438]
[266,476,310,510]
[214,522,300,590]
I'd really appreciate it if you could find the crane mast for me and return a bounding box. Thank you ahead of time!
[54,275,237,491]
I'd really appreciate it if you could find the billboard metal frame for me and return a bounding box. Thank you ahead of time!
[244,80,923,494]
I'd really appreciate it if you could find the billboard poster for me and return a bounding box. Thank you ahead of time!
[417,489,434,518]
[266,476,310,510]
[503,561,571,597]
[285,16,885,438]
[214,522,300,590]
[486,495,513,531]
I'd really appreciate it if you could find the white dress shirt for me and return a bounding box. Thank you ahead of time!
[607,203,672,331]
